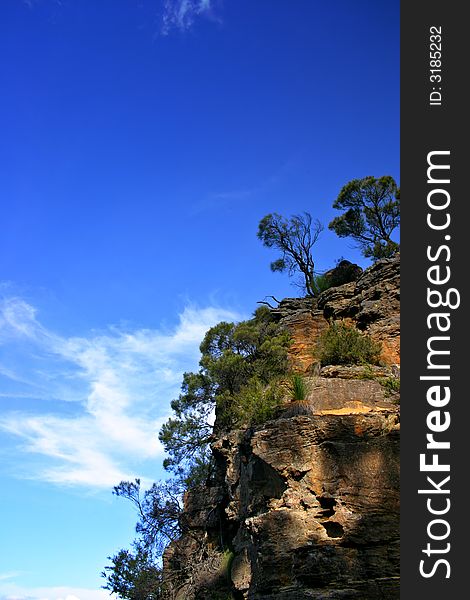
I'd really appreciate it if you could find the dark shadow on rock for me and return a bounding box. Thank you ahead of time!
[235,412,400,599]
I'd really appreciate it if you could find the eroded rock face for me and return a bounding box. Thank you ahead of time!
[273,301,328,373]
[323,259,363,288]
[318,254,400,365]
[164,379,400,599]
[231,398,398,598]
[162,256,400,599]
[271,254,400,369]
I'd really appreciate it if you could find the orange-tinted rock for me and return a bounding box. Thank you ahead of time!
[318,254,400,366]
[274,254,400,367]
[287,311,328,372]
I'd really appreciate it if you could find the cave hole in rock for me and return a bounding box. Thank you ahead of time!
[323,521,344,538]
[317,496,337,517]
[249,456,287,500]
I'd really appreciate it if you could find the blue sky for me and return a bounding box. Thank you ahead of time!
[0,1,399,598]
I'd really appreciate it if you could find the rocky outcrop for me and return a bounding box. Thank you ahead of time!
[318,254,400,365]
[323,259,363,288]
[272,253,400,371]
[271,298,328,374]
[162,256,400,599]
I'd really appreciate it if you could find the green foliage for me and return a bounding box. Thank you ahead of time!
[379,376,400,396]
[159,306,291,482]
[113,478,184,554]
[104,308,292,597]
[317,321,382,366]
[357,364,377,380]
[220,378,283,427]
[104,308,291,597]
[328,176,400,260]
[257,212,323,297]
[102,543,163,600]
[159,370,214,486]
[287,374,308,401]
[102,479,184,599]
[310,273,332,295]
[221,549,235,582]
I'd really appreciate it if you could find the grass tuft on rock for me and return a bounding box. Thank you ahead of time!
[317,321,382,366]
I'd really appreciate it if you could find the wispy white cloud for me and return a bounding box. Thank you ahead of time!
[0,582,110,600]
[0,296,239,488]
[0,574,21,583]
[161,0,219,35]
[18,1,218,35]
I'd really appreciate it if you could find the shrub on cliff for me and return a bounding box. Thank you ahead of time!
[102,544,163,600]
[287,374,308,401]
[219,378,283,427]
[317,321,382,366]
[159,306,291,482]
[104,308,291,596]
[101,479,184,599]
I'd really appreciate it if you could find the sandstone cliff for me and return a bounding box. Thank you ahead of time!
[163,254,400,600]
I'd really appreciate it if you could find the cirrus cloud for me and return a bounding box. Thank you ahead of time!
[0,296,240,488]
[161,0,220,34]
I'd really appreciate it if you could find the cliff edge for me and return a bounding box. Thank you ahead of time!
[163,254,400,600]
